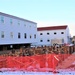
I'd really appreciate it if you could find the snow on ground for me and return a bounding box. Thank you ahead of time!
[0,68,75,75]
[0,71,75,75]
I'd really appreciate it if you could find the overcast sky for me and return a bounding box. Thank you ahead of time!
[0,0,75,36]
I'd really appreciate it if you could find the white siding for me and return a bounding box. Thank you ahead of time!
[37,27,71,46]
[0,13,37,45]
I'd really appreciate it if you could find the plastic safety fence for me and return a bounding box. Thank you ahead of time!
[0,54,75,72]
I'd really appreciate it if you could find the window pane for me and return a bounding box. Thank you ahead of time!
[47,39,50,42]
[1,16,4,23]
[18,21,20,25]
[61,32,64,34]
[10,32,13,38]
[18,33,21,38]
[40,40,43,42]
[54,32,57,34]
[1,31,4,38]
[24,33,27,39]
[34,34,36,39]
[62,39,64,43]
[24,24,26,26]
[30,35,32,39]
[40,33,43,35]
[10,19,13,24]
[47,33,49,35]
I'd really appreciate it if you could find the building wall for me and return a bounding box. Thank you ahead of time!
[0,12,71,48]
[65,26,71,43]
[0,13,37,45]
[37,27,71,46]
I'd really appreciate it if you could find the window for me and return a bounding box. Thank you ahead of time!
[30,25,31,27]
[47,39,50,42]
[40,40,43,42]
[1,16,4,23]
[18,33,21,38]
[61,32,64,34]
[34,34,36,39]
[62,39,64,43]
[18,21,20,25]
[1,31,4,38]
[10,32,13,38]
[30,35,32,39]
[24,24,26,26]
[54,32,57,34]
[47,33,49,35]
[40,33,43,35]
[24,33,27,39]
[34,25,36,28]
[10,19,13,24]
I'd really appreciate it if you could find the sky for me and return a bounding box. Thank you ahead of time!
[0,0,75,36]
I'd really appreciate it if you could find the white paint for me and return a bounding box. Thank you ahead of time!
[0,12,72,47]
[0,13,37,45]
[37,26,71,46]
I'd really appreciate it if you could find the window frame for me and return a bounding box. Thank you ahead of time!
[1,31,4,38]
[40,39,43,42]
[47,32,50,35]
[34,34,36,39]
[47,39,50,42]
[40,33,43,35]
[30,35,32,39]
[24,33,27,39]
[1,16,4,23]
[61,32,64,34]
[54,32,57,35]
[10,19,13,24]
[10,32,13,38]
[18,32,21,39]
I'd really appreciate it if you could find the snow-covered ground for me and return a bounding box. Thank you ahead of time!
[0,68,75,75]
[0,71,75,75]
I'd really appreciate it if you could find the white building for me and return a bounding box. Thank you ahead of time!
[37,25,71,46]
[0,12,72,50]
[0,12,37,50]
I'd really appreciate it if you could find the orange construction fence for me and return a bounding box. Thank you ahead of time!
[0,54,70,71]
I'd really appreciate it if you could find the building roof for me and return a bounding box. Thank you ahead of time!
[0,12,37,24]
[37,25,67,31]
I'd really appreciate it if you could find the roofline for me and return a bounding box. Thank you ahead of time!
[0,12,37,24]
[37,25,68,28]
[37,25,68,31]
